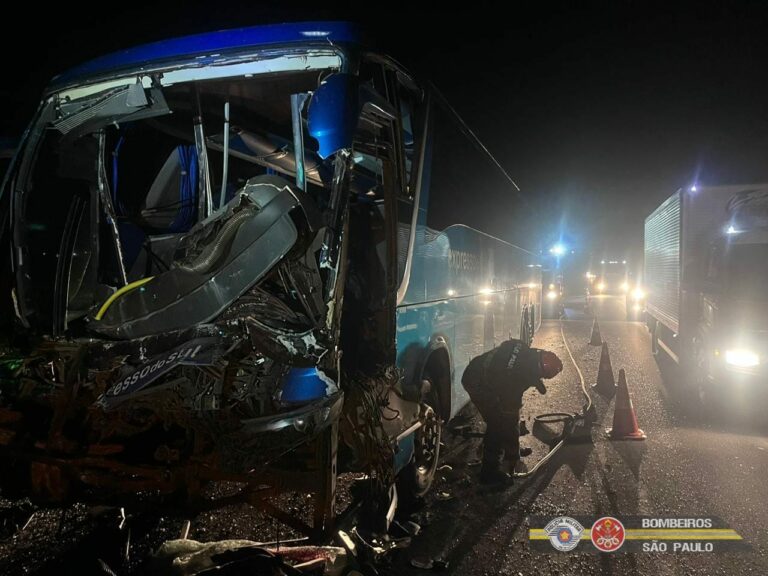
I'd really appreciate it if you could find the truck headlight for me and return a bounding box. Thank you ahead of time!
[631,288,645,301]
[621,282,629,292]
[546,290,558,300]
[725,349,760,368]
[597,282,606,292]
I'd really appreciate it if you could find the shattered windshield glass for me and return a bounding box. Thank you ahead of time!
[14,67,339,335]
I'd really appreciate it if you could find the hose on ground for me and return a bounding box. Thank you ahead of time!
[513,319,593,478]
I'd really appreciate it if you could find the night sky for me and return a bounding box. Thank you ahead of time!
[2,1,767,265]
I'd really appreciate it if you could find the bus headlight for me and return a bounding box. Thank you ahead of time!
[631,288,645,301]
[725,349,760,368]
[546,290,558,300]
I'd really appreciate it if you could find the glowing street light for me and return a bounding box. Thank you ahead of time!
[549,243,566,256]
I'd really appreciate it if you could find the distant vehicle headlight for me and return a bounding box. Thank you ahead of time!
[621,282,629,292]
[597,282,606,291]
[631,288,645,301]
[725,349,760,368]
[546,290,558,300]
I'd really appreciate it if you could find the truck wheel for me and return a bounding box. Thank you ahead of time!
[690,346,718,424]
[397,403,441,501]
[651,321,660,356]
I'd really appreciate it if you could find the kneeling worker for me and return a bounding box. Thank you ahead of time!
[462,338,563,485]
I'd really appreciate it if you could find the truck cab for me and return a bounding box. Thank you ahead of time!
[692,223,768,399]
[645,184,768,411]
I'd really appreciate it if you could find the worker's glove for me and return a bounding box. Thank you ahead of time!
[534,379,547,395]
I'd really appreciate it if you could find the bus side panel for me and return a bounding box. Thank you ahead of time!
[397,224,538,419]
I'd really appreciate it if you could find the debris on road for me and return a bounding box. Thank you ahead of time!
[409,555,449,571]
[179,520,191,540]
[152,539,348,575]
[401,520,422,536]
[410,556,434,570]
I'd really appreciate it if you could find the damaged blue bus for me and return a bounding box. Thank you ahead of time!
[0,22,540,538]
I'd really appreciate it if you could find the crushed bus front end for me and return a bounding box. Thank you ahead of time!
[0,26,360,535]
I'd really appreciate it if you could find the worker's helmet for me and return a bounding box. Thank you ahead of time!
[538,350,563,379]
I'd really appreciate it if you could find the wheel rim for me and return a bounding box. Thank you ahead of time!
[414,406,440,484]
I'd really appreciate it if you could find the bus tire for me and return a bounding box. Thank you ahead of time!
[399,347,449,502]
[397,400,441,502]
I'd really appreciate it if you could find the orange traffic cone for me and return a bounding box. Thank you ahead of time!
[607,369,646,440]
[589,319,602,346]
[592,342,616,396]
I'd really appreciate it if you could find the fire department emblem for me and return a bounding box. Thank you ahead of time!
[591,516,626,552]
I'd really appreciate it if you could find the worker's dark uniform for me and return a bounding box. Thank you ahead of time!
[461,339,543,477]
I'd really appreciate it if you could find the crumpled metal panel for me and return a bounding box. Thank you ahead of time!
[91,178,305,339]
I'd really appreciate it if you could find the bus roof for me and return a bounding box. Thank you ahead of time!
[49,21,361,92]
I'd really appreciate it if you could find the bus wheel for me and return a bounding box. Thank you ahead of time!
[397,404,441,501]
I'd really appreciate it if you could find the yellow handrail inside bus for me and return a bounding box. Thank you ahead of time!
[94,276,155,320]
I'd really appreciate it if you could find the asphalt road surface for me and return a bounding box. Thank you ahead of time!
[384,295,768,575]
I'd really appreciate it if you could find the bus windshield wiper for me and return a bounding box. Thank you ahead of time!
[53,82,170,137]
